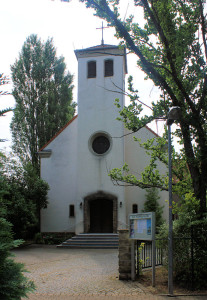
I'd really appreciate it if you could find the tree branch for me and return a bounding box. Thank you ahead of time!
[106,80,153,110]
[86,0,180,106]
[110,176,168,191]
[198,0,207,61]
[142,0,198,115]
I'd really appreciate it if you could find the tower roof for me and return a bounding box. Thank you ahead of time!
[74,44,128,74]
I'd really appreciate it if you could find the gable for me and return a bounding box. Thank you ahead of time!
[39,115,78,152]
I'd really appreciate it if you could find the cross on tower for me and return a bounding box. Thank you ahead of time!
[96,22,110,45]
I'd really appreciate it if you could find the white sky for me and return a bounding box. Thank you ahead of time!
[0,0,163,153]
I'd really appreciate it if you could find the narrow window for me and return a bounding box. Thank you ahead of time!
[69,205,75,217]
[132,204,138,213]
[88,61,96,78]
[104,59,113,77]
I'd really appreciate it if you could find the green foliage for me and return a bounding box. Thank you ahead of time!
[11,34,75,170]
[34,232,45,244]
[34,232,74,245]
[137,242,145,275]
[0,73,11,99]
[109,137,168,191]
[0,73,12,142]
[173,192,200,226]
[157,195,207,289]
[1,154,49,239]
[80,2,207,287]
[143,187,164,231]
[0,219,35,299]
[82,0,207,218]
[0,180,35,299]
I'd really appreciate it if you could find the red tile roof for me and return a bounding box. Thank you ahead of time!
[145,125,160,138]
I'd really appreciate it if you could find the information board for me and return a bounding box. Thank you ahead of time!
[129,212,155,241]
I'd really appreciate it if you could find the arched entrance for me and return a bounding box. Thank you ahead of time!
[84,192,117,233]
[90,199,113,233]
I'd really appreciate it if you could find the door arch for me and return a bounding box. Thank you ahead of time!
[84,192,117,233]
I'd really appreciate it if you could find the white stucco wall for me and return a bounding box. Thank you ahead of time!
[40,117,78,232]
[76,47,126,233]
[124,127,169,224]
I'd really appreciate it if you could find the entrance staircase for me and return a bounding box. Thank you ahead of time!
[57,233,118,249]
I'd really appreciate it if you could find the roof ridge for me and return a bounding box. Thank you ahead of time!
[77,44,118,51]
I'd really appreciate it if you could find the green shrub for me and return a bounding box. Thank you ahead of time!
[35,232,74,245]
[143,188,164,232]
[157,193,207,290]
[0,216,35,299]
[34,232,45,244]
[0,157,49,239]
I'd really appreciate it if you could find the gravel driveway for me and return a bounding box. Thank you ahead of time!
[12,245,146,299]
[12,245,205,300]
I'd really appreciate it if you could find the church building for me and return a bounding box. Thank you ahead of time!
[38,43,169,235]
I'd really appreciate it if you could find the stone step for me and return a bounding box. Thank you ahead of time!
[58,244,118,249]
[72,236,118,240]
[58,233,119,249]
[77,234,118,237]
[60,240,119,244]
[62,239,118,243]
[77,233,118,236]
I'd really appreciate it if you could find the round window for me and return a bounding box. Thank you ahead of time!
[92,135,110,154]
[89,132,112,155]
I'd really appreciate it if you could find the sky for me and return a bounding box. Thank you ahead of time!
[0,0,163,153]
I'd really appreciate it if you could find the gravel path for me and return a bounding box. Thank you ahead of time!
[12,245,206,300]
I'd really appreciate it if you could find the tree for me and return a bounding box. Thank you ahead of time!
[11,34,75,170]
[0,73,12,142]
[1,155,49,238]
[0,73,11,99]
[0,207,35,299]
[0,153,35,299]
[81,0,207,218]
[143,187,164,231]
[157,192,207,289]
[0,79,35,298]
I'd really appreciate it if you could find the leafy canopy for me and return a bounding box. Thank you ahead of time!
[81,0,207,217]
[1,153,49,239]
[0,73,12,142]
[0,152,35,299]
[11,34,75,170]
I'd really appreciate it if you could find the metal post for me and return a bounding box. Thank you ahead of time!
[137,241,140,277]
[191,226,194,291]
[152,239,156,287]
[131,240,135,281]
[168,124,173,296]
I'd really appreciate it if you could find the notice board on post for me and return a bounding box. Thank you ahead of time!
[129,212,155,241]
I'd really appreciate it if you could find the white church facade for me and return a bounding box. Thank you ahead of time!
[38,44,169,234]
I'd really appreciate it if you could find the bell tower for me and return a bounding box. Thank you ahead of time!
[74,44,127,233]
[75,44,127,129]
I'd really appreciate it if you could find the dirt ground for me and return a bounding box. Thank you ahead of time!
[139,266,207,296]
